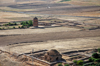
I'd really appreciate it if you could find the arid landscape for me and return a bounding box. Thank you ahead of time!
[0,0,100,66]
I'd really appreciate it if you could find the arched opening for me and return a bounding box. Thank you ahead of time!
[56,57,59,61]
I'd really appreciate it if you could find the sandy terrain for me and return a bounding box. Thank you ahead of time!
[0,53,27,66]
[0,29,100,46]
[2,37,100,54]
[0,12,29,22]
[0,27,80,35]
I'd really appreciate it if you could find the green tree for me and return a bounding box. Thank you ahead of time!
[89,57,95,62]
[8,22,12,26]
[58,63,63,66]
[92,53,99,58]
[28,20,33,26]
[77,60,83,66]
[73,60,77,64]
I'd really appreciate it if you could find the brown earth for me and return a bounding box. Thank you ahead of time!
[0,29,100,46]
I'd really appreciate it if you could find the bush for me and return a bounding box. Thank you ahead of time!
[14,23,17,25]
[92,53,99,58]
[94,59,100,62]
[58,63,63,66]
[77,60,83,65]
[20,20,33,27]
[18,26,20,28]
[21,26,24,28]
[13,26,15,29]
[64,64,69,66]
[98,48,100,53]
[0,28,2,30]
[73,60,77,63]
[89,57,95,62]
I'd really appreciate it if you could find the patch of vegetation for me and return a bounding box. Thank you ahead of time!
[21,20,33,26]
[84,49,100,66]
[13,26,15,29]
[18,26,21,28]
[92,53,99,58]
[77,60,83,66]
[58,63,63,66]
[98,48,100,53]
[0,20,33,30]
[3,22,18,26]
[60,0,71,2]
[73,60,77,64]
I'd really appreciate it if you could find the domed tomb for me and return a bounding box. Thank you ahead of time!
[44,49,62,62]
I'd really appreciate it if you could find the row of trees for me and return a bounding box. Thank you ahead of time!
[0,20,33,30]
[2,20,33,27]
[3,22,17,26]
[21,20,33,26]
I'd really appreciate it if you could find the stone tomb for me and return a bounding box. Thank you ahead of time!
[23,49,64,66]
[44,49,62,62]
[33,17,38,27]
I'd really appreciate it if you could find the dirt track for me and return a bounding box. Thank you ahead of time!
[0,29,100,46]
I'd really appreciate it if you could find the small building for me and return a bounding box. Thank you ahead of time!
[33,17,38,27]
[44,49,62,62]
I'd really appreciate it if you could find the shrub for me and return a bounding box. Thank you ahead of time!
[26,21,29,24]
[58,63,63,66]
[14,23,17,25]
[73,60,77,63]
[92,53,99,58]
[98,48,100,53]
[21,26,24,28]
[13,26,15,29]
[89,57,96,62]
[18,26,20,28]
[94,59,100,62]
[77,60,83,65]
[0,28,2,30]
[64,64,69,66]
